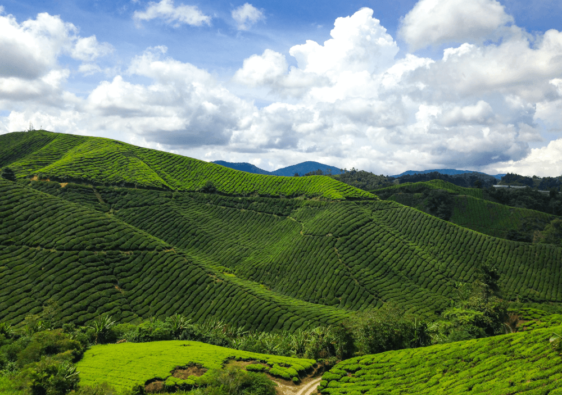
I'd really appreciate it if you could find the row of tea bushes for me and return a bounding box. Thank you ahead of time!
[318,325,562,394]
[2,131,373,200]
[0,179,349,330]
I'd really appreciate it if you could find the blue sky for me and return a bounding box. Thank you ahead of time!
[1,0,562,175]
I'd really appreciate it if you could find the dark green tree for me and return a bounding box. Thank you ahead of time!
[1,167,16,181]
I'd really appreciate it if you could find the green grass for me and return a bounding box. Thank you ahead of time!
[1,131,373,200]
[318,325,562,394]
[76,340,315,390]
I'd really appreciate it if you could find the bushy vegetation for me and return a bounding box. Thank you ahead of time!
[485,185,562,216]
[318,323,562,394]
[1,131,372,200]
[373,180,561,243]
[395,171,497,188]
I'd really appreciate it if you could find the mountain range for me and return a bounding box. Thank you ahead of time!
[213,160,343,176]
[213,161,505,180]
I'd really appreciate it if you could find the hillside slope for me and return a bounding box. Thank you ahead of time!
[374,180,558,241]
[0,179,349,329]
[77,340,315,390]
[319,325,562,394]
[1,131,371,200]
[8,178,562,322]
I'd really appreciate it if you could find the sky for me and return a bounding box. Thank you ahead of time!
[1,0,562,176]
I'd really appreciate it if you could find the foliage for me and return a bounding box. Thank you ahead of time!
[1,167,16,182]
[323,168,393,191]
[0,130,373,200]
[395,171,497,188]
[197,367,276,395]
[485,185,562,216]
[318,324,562,394]
[350,304,430,355]
[375,180,560,242]
[88,315,115,345]
[76,340,314,391]
[17,359,80,395]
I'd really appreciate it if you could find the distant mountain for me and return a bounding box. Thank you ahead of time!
[212,160,342,177]
[213,161,271,175]
[391,169,506,180]
[271,161,342,176]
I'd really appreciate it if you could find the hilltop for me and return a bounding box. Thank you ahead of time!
[1,131,369,200]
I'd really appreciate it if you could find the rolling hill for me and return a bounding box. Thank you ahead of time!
[318,324,562,394]
[373,180,559,241]
[2,131,368,200]
[1,131,562,331]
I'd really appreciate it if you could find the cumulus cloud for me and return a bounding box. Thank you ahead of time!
[0,12,112,80]
[3,4,562,176]
[133,0,211,27]
[400,0,513,51]
[231,3,264,30]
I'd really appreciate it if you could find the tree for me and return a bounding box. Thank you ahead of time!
[1,167,16,182]
[474,179,483,189]
[199,181,217,193]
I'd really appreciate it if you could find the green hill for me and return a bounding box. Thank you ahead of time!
[1,131,372,200]
[2,131,562,330]
[373,180,558,241]
[77,340,315,391]
[318,325,562,394]
[0,179,349,329]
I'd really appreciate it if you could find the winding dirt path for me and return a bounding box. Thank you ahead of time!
[295,377,322,395]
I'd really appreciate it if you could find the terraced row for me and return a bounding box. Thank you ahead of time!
[3,131,373,200]
[451,194,555,239]
[0,179,350,329]
[19,182,562,317]
[319,325,562,394]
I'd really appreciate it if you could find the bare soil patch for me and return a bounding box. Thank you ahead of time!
[172,364,207,379]
[145,380,165,393]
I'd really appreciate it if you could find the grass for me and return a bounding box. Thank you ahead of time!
[76,340,316,390]
[319,325,562,394]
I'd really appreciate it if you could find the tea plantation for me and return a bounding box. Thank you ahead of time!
[1,131,372,200]
[0,179,351,329]
[318,325,562,394]
[374,180,558,241]
[1,130,562,327]
[76,340,315,390]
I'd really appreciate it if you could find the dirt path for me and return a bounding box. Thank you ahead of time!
[296,377,322,395]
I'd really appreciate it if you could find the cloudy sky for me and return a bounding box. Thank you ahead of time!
[1,0,562,176]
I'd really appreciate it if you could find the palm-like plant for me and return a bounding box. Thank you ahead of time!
[89,314,115,344]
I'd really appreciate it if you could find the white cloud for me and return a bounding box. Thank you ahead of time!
[133,0,211,27]
[0,12,113,81]
[400,0,513,51]
[72,35,113,62]
[489,138,562,177]
[4,6,562,177]
[231,3,264,30]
